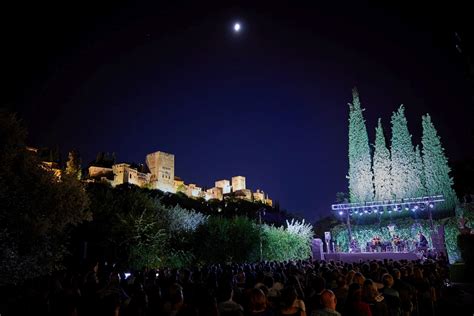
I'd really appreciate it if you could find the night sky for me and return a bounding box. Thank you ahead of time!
[3,3,473,222]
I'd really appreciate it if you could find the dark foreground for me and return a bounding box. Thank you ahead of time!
[0,258,472,316]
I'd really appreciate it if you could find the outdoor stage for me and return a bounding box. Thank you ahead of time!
[323,251,421,263]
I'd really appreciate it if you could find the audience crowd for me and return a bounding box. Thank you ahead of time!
[1,255,471,316]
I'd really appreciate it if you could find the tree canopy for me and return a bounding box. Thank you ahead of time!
[0,110,91,285]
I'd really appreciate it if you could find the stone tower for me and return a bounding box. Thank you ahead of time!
[232,176,246,192]
[215,179,232,194]
[146,151,175,193]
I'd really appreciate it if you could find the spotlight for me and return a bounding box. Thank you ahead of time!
[354,210,359,214]
[429,203,434,208]
[364,209,369,214]
[374,209,378,213]
[414,205,419,210]
[388,210,392,214]
[404,206,410,211]
[339,211,343,216]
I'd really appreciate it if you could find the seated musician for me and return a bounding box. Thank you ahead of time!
[392,234,401,251]
[371,235,381,251]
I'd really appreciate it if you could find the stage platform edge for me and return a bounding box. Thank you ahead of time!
[323,251,421,263]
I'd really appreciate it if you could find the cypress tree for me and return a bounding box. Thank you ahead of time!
[390,105,418,199]
[414,145,426,197]
[348,88,374,203]
[373,118,391,201]
[66,150,82,180]
[421,114,457,210]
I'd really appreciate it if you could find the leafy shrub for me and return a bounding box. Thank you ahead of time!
[263,219,313,261]
[194,216,260,264]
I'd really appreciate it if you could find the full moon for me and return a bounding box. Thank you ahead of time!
[234,23,241,32]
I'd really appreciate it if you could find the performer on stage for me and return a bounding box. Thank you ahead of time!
[392,234,401,252]
[349,237,360,253]
[371,235,381,252]
[417,231,428,252]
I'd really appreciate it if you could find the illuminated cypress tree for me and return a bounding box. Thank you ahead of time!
[348,88,374,203]
[421,114,457,210]
[414,144,426,196]
[373,118,391,201]
[390,105,418,199]
[66,150,82,180]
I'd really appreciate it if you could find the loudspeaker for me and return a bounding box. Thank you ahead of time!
[312,238,324,261]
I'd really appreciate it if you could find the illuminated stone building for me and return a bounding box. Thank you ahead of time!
[234,189,252,200]
[232,176,246,191]
[85,149,272,205]
[215,179,232,194]
[205,187,223,201]
[253,189,265,202]
[186,183,203,198]
[112,163,151,187]
[89,166,113,178]
[146,151,175,193]
[174,176,185,192]
[40,161,62,178]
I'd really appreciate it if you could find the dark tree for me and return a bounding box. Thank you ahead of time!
[66,149,82,179]
[0,110,91,285]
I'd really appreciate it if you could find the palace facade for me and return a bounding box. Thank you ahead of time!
[88,150,272,206]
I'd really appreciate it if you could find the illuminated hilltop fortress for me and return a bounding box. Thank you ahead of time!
[88,150,272,206]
